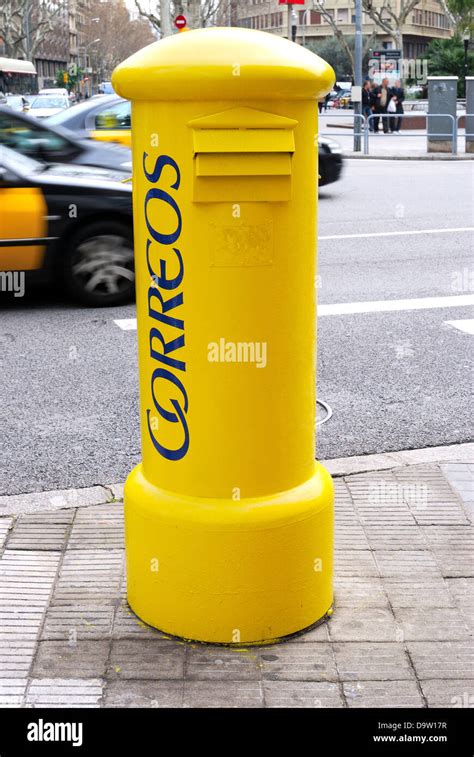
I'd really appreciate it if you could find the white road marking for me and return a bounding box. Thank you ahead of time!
[445,319,474,335]
[319,294,474,316]
[319,227,474,241]
[114,295,474,330]
[113,318,138,330]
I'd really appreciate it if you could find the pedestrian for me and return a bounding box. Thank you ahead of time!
[373,78,392,134]
[391,79,405,132]
[362,80,374,131]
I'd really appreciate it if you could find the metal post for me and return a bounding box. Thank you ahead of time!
[364,115,370,154]
[353,0,362,152]
[302,8,310,48]
[463,32,470,98]
[288,3,292,41]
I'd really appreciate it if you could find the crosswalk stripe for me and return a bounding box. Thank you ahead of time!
[318,294,474,316]
[114,294,474,330]
[113,319,137,330]
[445,319,474,335]
[319,227,474,241]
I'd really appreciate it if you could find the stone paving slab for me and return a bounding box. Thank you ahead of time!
[0,457,472,708]
[343,680,424,708]
[407,641,474,680]
[333,642,415,681]
[393,608,472,642]
[383,579,456,609]
[6,511,74,551]
[334,577,389,609]
[258,643,338,682]
[0,486,111,516]
[182,681,263,708]
[263,680,344,708]
[68,504,124,550]
[0,518,12,551]
[41,606,115,640]
[420,680,474,708]
[104,680,183,708]
[107,640,185,681]
[328,607,400,643]
[446,578,474,626]
[26,678,103,708]
[186,645,260,680]
[32,641,109,679]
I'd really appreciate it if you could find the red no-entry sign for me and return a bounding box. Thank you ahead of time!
[175,15,187,29]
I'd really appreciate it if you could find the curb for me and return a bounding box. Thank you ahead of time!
[323,441,474,476]
[0,443,472,516]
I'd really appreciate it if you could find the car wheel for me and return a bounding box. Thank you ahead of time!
[62,220,135,306]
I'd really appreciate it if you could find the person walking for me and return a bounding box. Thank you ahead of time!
[373,78,392,133]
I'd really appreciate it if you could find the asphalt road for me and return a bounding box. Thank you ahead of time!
[1,159,473,495]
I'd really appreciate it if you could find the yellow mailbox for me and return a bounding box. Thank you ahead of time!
[112,27,335,644]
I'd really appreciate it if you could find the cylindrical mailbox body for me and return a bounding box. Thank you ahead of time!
[113,27,335,644]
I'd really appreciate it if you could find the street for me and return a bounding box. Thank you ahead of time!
[1,159,473,495]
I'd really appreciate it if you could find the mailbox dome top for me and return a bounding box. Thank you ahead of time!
[112,27,335,101]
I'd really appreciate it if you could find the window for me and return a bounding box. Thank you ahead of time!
[0,111,77,161]
[91,100,131,131]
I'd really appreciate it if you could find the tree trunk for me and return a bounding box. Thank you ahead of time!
[160,0,172,37]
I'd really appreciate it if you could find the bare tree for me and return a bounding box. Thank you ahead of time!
[135,0,232,36]
[362,0,422,55]
[0,0,67,60]
[85,0,157,79]
[438,0,473,32]
[312,1,376,77]
[134,0,172,37]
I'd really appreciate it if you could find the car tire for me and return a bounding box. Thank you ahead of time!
[61,220,135,307]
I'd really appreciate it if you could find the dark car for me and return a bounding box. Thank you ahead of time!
[0,105,132,172]
[0,145,134,306]
[318,137,344,187]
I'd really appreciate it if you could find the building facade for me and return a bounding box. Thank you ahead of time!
[33,0,92,90]
[235,0,452,60]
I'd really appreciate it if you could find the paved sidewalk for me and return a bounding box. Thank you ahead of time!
[0,445,472,708]
[319,113,473,159]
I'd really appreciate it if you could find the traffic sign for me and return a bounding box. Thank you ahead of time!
[175,15,187,29]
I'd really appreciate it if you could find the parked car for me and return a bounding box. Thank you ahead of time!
[39,87,69,97]
[47,94,131,146]
[27,92,70,118]
[1,94,32,112]
[318,137,344,187]
[0,145,134,306]
[0,105,132,172]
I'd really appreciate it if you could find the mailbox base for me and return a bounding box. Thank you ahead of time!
[124,463,334,644]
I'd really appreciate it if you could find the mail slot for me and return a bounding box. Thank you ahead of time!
[190,107,297,201]
[112,27,335,644]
